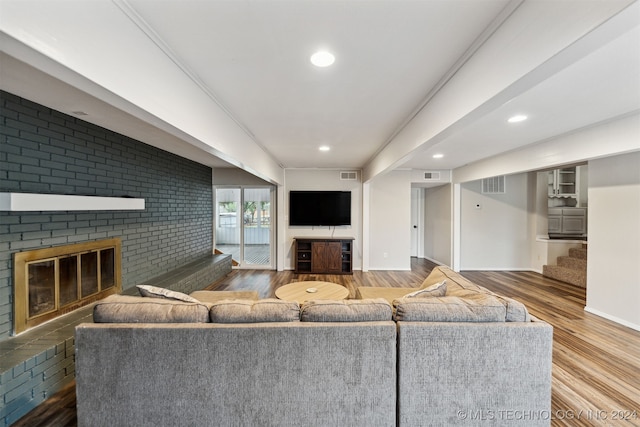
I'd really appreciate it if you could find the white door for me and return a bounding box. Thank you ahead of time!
[410,188,420,257]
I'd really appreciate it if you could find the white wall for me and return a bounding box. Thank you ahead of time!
[460,173,533,270]
[424,184,452,266]
[282,169,363,270]
[368,170,412,270]
[578,165,589,207]
[529,171,548,273]
[534,171,550,236]
[213,168,272,186]
[586,152,640,330]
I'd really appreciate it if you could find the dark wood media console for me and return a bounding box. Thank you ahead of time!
[294,237,354,274]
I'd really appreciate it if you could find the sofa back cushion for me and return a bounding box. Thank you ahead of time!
[93,295,211,323]
[429,266,531,322]
[418,268,449,289]
[209,299,300,323]
[393,294,507,322]
[492,295,530,322]
[300,299,392,322]
[425,266,484,293]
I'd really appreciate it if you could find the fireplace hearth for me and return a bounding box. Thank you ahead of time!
[13,238,121,334]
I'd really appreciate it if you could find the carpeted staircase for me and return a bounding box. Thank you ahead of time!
[543,246,587,287]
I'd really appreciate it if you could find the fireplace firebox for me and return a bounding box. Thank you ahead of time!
[13,238,121,334]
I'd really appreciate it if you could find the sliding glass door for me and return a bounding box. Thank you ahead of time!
[215,187,274,269]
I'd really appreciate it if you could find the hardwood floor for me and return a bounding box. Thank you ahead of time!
[463,270,640,427]
[14,259,640,426]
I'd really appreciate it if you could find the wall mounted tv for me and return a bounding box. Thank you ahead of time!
[289,191,351,226]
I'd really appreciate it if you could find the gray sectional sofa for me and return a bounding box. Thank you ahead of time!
[75,267,553,427]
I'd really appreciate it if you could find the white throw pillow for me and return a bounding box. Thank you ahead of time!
[404,280,447,298]
[137,284,200,303]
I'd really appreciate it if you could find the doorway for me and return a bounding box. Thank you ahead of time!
[215,187,275,269]
[410,187,424,258]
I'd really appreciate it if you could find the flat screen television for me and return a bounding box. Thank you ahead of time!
[289,191,351,226]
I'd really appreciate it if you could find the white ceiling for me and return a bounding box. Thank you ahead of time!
[124,0,511,169]
[403,23,640,170]
[1,0,639,178]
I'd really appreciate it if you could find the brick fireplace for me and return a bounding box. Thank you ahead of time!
[13,239,121,335]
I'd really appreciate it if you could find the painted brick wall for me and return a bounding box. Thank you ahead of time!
[0,90,213,340]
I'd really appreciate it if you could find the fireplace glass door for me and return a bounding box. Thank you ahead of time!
[27,259,56,318]
[59,255,78,307]
[14,239,122,334]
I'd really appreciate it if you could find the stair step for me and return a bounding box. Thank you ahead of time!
[568,247,587,260]
[557,255,587,271]
[543,265,586,288]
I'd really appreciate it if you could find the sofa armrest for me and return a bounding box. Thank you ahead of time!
[397,319,553,426]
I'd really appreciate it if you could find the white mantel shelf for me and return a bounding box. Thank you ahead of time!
[0,193,145,211]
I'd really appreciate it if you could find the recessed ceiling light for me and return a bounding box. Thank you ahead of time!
[319,145,331,152]
[508,114,528,123]
[310,51,335,67]
[432,153,444,159]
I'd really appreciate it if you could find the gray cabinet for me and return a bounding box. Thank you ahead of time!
[547,165,588,238]
[548,210,562,234]
[548,208,587,237]
[548,167,578,198]
[562,209,587,234]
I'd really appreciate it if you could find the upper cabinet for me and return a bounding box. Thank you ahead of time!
[546,165,588,238]
[548,167,577,197]
[548,166,587,207]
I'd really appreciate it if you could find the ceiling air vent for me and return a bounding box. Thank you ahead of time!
[482,176,506,194]
[340,171,358,181]
[423,171,441,181]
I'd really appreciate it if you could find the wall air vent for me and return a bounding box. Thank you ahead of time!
[482,176,506,194]
[423,171,441,181]
[340,171,358,181]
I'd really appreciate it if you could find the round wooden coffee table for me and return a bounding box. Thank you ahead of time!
[275,281,349,304]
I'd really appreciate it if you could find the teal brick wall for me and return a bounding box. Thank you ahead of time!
[0,90,213,340]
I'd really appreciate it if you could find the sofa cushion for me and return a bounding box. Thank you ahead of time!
[393,294,507,322]
[189,290,259,303]
[209,299,300,323]
[418,267,450,289]
[421,266,472,292]
[432,266,531,322]
[405,280,447,298]
[93,295,210,323]
[300,299,392,322]
[137,284,200,303]
[493,295,531,322]
[448,288,531,322]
